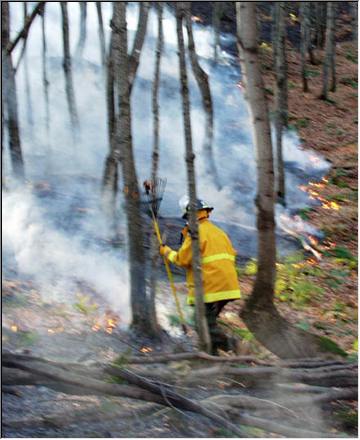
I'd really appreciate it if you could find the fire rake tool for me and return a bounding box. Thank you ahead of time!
[143,178,187,335]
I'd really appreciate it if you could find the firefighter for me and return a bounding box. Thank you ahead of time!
[160,196,241,354]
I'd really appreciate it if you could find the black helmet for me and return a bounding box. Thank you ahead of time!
[179,195,214,219]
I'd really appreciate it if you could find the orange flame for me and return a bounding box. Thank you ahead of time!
[140,347,153,353]
[191,15,203,23]
[10,325,18,332]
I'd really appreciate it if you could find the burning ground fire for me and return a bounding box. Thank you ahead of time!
[298,177,340,211]
[91,311,120,334]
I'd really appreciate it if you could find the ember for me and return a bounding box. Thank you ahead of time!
[191,15,203,23]
[140,347,153,353]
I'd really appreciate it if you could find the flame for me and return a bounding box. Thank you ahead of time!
[298,185,308,192]
[91,313,119,334]
[10,325,18,332]
[47,329,55,334]
[322,201,340,210]
[140,347,153,353]
[191,15,203,23]
[308,235,318,246]
[322,177,329,183]
[307,258,317,265]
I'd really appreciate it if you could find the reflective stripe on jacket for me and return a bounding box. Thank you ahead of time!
[165,217,241,305]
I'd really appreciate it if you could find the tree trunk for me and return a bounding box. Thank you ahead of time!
[320,2,336,99]
[41,5,50,138]
[351,2,358,42]
[101,2,149,224]
[315,2,327,49]
[148,3,164,334]
[212,2,223,62]
[128,2,150,92]
[236,2,340,359]
[184,3,221,190]
[75,2,87,59]
[274,2,287,206]
[112,3,153,334]
[300,2,310,92]
[176,3,211,354]
[60,2,80,133]
[95,2,106,67]
[22,3,34,129]
[101,29,118,225]
[2,1,25,181]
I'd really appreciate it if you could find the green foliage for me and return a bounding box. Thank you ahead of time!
[345,50,357,63]
[73,294,99,316]
[113,349,132,368]
[232,327,255,341]
[339,77,358,89]
[323,245,357,263]
[319,336,348,357]
[244,259,258,276]
[106,374,127,385]
[297,207,313,220]
[275,259,324,306]
[18,330,40,346]
[213,427,239,438]
[295,321,310,331]
[305,69,320,78]
[288,80,296,90]
[335,408,358,430]
[295,117,310,129]
[168,312,194,328]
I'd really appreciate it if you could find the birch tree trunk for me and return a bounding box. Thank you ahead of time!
[112,3,153,334]
[41,5,50,138]
[274,2,287,205]
[2,1,25,181]
[300,2,310,93]
[184,3,221,190]
[320,2,336,99]
[76,2,87,59]
[60,2,80,133]
[128,2,150,91]
[176,2,211,353]
[236,2,335,359]
[96,2,106,67]
[22,3,34,129]
[148,2,164,333]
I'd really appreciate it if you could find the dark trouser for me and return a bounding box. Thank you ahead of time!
[205,300,232,355]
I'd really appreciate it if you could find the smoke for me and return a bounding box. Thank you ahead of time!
[4,3,329,320]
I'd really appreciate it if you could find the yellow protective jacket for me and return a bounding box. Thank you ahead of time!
[164,216,241,305]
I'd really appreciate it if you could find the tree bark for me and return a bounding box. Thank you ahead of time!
[148,2,164,333]
[60,2,80,133]
[351,1,358,42]
[22,3,34,129]
[320,2,336,99]
[101,29,118,225]
[184,3,221,190]
[212,2,223,62]
[315,2,327,49]
[41,4,50,138]
[236,2,342,359]
[95,2,106,67]
[2,1,25,181]
[273,2,287,206]
[300,2,310,92]
[75,2,87,59]
[112,3,153,334]
[128,2,150,92]
[176,2,211,354]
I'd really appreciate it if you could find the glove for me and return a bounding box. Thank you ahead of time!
[160,245,171,257]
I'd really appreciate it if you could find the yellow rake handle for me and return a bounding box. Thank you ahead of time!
[152,215,187,334]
